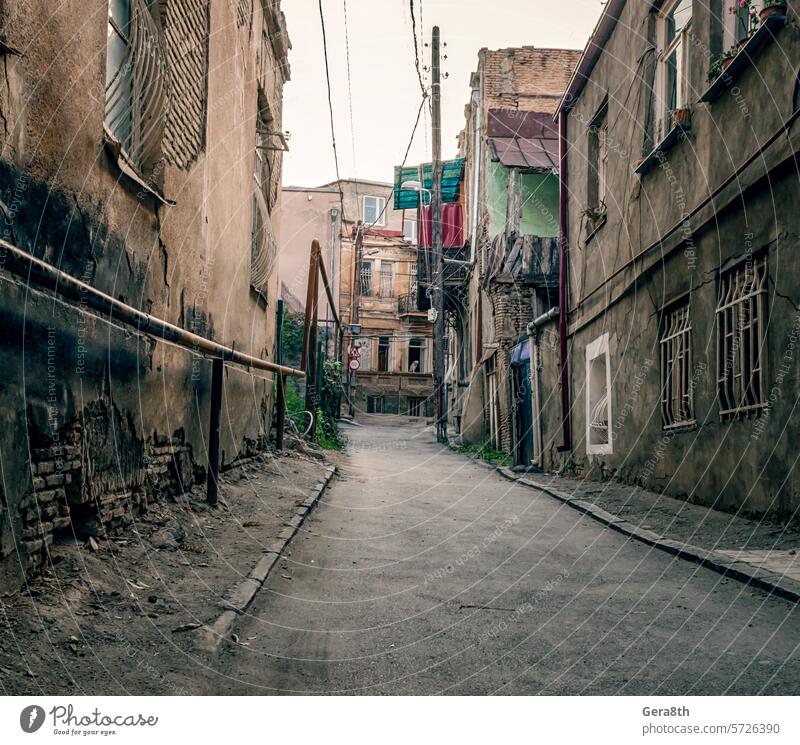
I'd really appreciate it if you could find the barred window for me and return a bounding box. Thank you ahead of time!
[716,256,768,418]
[379,262,394,298]
[660,301,694,429]
[250,101,279,299]
[359,261,373,296]
[105,0,168,176]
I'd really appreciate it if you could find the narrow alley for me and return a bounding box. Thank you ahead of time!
[208,420,799,695]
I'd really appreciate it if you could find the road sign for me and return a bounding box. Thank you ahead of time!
[348,358,361,371]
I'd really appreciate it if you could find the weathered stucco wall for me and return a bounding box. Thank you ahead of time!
[541,0,800,518]
[0,0,290,589]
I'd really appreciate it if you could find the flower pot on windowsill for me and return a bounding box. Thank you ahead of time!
[671,107,692,130]
[760,2,787,23]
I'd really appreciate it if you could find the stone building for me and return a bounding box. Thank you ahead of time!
[332,179,434,417]
[0,0,291,590]
[446,46,581,461]
[536,0,800,518]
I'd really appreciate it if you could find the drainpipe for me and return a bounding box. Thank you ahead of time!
[527,306,559,468]
[557,109,572,451]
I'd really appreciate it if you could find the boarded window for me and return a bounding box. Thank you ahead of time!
[716,256,768,418]
[250,96,278,298]
[160,0,209,169]
[660,300,694,429]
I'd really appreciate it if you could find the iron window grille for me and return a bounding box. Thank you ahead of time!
[359,261,373,296]
[660,301,694,429]
[716,256,768,418]
[250,103,279,298]
[105,0,169,176]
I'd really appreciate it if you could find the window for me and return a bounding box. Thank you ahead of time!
[409,262,418,297]
[363,195,386,226]
[367,396,384,414]
[588,101,608,212]
[250,98,278,298]
[408,337,426,373]
[407,397,425,417]
[359,261,373,296]
[586,333,612,455]
[657,0,692,140]
[377,336,390,372]
[723,0,758,48]
[403,214,418,244]
[105,0,168,176]
[716,256,768,418]
[379,262,395,298]
[660,300,694,429]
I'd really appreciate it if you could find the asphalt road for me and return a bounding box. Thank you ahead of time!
[210,419,800,694]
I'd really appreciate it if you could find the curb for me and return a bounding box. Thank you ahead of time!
[459,452,799,604]
[197,464,337,652]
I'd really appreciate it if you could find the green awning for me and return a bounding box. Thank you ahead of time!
[393,158,465,210]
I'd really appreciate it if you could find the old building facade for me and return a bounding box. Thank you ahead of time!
[0,0,291,590]
[447,47,581,463]
[534,0,800,518]
[333,179,434,417]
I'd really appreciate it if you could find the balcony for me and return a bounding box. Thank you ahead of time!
[398,288,431,315]
[484,234,559,289]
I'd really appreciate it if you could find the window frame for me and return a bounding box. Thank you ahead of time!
[587,100,609,213]
[363,195,387,227]
[403,213,418,244]
[377,336,391,372]
[716,255,768,418]
[656,0,693,141]
[586,332,613,455]
[660,298,695,430]
[379,261,395,298]
[359,260,374,297]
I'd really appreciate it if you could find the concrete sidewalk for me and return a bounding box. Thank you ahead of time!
[494,466,800,603]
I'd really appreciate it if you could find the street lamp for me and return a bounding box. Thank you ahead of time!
[400,180,431,205]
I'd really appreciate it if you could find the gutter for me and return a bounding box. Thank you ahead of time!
[526,307,559,468]
[557,111,572,452]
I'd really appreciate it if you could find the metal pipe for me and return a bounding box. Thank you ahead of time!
[557,110,572,452]
[526,306,559,468]
[0,238,305,379]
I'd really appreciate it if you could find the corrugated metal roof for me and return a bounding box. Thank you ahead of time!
[487,110,558,171]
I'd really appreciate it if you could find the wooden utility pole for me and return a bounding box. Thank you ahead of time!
[431,26,446,443]
[275,298,286,451]
[348,224,364,418]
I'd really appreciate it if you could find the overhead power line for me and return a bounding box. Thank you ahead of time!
[410,0,426,98]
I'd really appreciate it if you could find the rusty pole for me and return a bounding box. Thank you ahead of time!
[206,357,224,505]
[275,298,286,452]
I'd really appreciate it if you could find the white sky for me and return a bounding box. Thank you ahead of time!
[280,0,606,188]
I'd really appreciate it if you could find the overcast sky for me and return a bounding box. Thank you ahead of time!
[280,0,605,188]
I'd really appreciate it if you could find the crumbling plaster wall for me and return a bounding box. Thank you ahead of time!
[0,0,290,587]
[539,0,800,518]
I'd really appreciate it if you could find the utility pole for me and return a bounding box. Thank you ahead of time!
[431,26,446,443]
[348,223,364,418]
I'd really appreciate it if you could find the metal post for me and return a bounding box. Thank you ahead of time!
[206,357,224,505]
[431,26,446,443]
[275,299,286,452]
[306,298,319,441]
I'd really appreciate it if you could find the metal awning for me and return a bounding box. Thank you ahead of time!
[487,109,559,171]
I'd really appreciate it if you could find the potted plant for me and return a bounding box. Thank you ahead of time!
[759,0,787,22]
[721,49,737,70]
[671,106,692,130]
[734,0,761,42]
[583,202,607,231]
